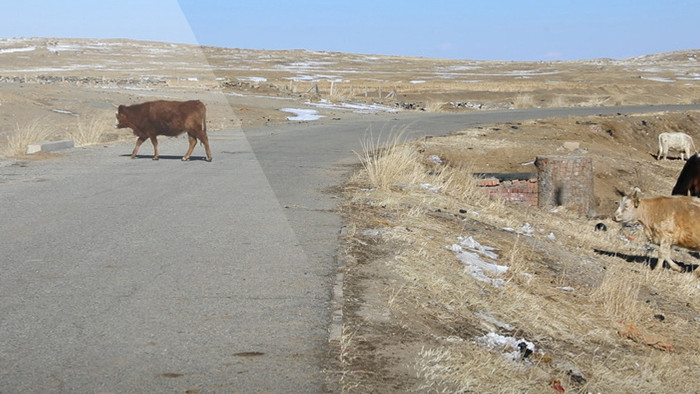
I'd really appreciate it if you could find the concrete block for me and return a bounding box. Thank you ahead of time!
[27,140,74,154]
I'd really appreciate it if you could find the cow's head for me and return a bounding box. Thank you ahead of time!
[115,105,128,129]
[614,187,641,223]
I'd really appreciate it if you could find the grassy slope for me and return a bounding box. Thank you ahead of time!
[335,115,700,393]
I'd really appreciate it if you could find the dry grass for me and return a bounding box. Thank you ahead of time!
[591,263,647,322]
[1,110,121,157]
[354,130,418,190]
[70,111,114,147]
[512,93,537,109]
[339,125,700,392]
[2,118,55,157]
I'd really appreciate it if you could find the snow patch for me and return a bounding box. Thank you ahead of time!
[0,46,36,55]
[308,99,397,114]
[447,236,507,287]
[474,332,536,362]
[420,183,441,193]
[642,76,675,83]
[428,155,443,164]
[502,222,535,236]
[281,108,324,121]
[240,77,267,83]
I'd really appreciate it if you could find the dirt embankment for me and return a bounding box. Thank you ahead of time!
[332,110,700,393]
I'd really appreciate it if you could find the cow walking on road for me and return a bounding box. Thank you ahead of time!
[116,100,213,161]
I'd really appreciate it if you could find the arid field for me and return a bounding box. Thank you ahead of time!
[2,38,700,393]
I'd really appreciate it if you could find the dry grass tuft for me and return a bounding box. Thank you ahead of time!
[2,118,55,157]
[354,131,421,190]
[70,111,114,147]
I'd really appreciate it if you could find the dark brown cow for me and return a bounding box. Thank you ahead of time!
[672,153,700,196]
[116,100,212,161]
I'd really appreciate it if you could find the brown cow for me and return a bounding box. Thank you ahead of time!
[116,100,212,161]
[614,187,700,276]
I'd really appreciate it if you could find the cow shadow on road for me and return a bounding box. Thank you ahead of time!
[594,248,699,274]
[121,154,211,161]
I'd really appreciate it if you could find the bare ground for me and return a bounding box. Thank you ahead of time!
[2,38,700,393]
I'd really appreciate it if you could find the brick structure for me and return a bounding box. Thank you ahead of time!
[476,173,539,206]
[535,155,595,217]
[474,156,596,217]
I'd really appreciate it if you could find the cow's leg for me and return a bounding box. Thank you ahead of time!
[182,134,197,161]
[131,137,147,159]
[664,258,684,272]
[150,136,159,160]
[658,240,683,272]
[200,133,213,162]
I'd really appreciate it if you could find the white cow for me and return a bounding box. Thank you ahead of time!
[657,132,696,160]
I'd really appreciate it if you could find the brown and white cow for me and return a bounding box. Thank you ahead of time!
[116,100,212,161]
[614,187,700,276]
[657,132,696,160]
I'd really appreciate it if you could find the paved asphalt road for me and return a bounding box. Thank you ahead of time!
[1,105,698,393]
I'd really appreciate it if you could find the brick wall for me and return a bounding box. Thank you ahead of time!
[477,175,539,206]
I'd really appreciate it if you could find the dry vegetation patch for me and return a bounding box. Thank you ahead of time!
[334,113,700,393]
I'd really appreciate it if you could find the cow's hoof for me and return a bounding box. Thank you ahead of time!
[130,156,136,159]
[206,157,213,162]
[182,157,190,161]
[152,157,159,161]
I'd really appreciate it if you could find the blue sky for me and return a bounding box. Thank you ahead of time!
[0,0,697,61]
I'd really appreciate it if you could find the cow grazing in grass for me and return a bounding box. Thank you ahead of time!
[671,153,700,196]
[657,132,696,160]
[614,187,700,276]
[116,100,212,161]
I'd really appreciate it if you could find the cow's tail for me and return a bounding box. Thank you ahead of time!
[200,105,207,147]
